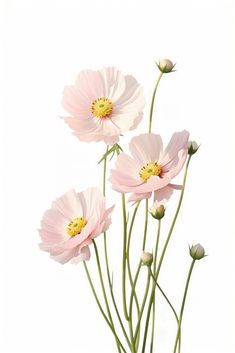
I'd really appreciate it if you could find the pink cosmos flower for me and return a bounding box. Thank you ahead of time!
[39,188,114,264]
[62,67,145,145]
[110,131,189,202]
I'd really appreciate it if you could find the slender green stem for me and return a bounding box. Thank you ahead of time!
[83,262,127,353]
[128,198,149,350]
[156,156,191,280]
[134,268,151,343]
[103,145,109,196]
[126,201,142,353]
[93,241,121,353]
[122,193,129,321]
[101,145,132,349]
[129,261,141,327]
[141,156,192,353]
[150,220,161,353]
[142,199,149,250]
[173,260,196,353]
[150,271,179,324]
[148,72,164,133]
[128,317,137,353]
[127,201,141,315]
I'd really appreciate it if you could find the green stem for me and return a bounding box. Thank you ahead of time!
[150,220,161,353]
[142,199,149,250]
[93,241,121,353]
[128,318,137,353]
[141,156,192,353]
[173,260,196,353]
[156,156,191,280]
[127,201,141,315]
[148,72,164,133]
[101,146,132,350]
[122,193,129,321]
[134,267,151,343]
[103,145,109,196]
[150,271,179,324]
[83,262,127,353]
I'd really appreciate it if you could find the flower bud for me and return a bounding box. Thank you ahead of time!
[150,204,165,220]
[157,59,175,73]
[141,252,153,266]
[189,244,205,260]
[188,141,199,155]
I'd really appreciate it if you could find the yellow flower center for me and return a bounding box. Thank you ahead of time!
[66,217,87,237]
[91,97,113,118]
[139,162,162,182]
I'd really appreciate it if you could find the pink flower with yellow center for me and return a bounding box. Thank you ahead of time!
[62,67,145,145]
[110,131,189,202]
[39,188,114,264]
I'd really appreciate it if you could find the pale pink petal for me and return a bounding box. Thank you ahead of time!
[110,169,142,187]
[129,113,143,131]
[62,85,91,119]
[51,219,94,253]
[169,183,183,190]
[162,149,188,179]
[51,248,79,264]
[39,187,113,264]
[154,185,175,205]
[63,116,98,135]
[116,152,141,173]
[82,187,105,220]
[115,75,145,109]
[111,175,171,194]
[62,67,145,144]
[128,192,151,202]
[92,204,115,237]
[129,134,163,164]
[52,189,83,220]
[159,130,189,167]
[40,209,67,235]
[39,229,66,248]
[111,112,143,131]
[99,67,126,101]
[110,131,189,201]
[64,116,121,145]
[71,246,91,264]
[75,69,105,100]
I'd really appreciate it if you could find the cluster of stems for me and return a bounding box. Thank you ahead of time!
[83,70,197,353]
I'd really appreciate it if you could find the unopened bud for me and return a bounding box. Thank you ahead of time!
[157,59,175,73]
[190,244,205,260]
[141,252,153,266]
[188,141,199,155]
[150,204,165,220]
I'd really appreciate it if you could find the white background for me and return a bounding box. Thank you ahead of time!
[1,0,235,352]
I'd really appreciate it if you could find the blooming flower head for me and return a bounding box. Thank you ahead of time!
[39,188,114,264]
[62,67,145,145]
[110,131,189,202]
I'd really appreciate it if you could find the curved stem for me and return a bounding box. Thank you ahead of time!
[142,199,149,251]
[150,270,179,324]
[93,241,121,353]
[148,72,164,133]
[173,260,196,353]
[150,220,161,353]
[134,268,151,343]
[156,156,191,280]
[103,145,109,196]
[127,201,141,315]
[83,262,127,353]
[101,146,132,349]
[122,193,129,321]
[129,261,141,326]
[141,156,192,353]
